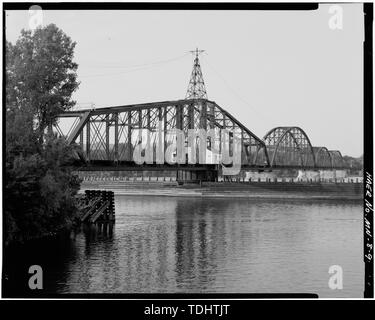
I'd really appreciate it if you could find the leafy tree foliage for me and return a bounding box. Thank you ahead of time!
[7,24,79,140]
[343,155,363,174]
[5,24,81,244]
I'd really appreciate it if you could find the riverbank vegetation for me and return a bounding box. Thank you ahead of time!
[5,24,81,245]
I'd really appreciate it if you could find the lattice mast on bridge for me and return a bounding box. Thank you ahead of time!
[186,48,208,99]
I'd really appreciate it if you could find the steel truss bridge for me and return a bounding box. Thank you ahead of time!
[55,98,347,176]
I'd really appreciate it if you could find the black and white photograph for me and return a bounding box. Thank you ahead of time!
[1,1,373,303]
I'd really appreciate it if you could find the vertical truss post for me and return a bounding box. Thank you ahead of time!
[207,103,214,129]
[138,109,142,153]
[147,108,151,162]
[241,129,244,164]
[127,111,132,161]
[114,112,119,162]
[86,118,90,162]
[176,105,183,130]
[106,114,110,160]
[188,103,194,129]
[158,107,163,124]
[164,107,168,156]
[80,129,83,148]
[138,109,142,128]
[220,113,227,154]
[158,107,166,157]
[138,109,142,134]
[147,108,151,130]
[200,101,207,130]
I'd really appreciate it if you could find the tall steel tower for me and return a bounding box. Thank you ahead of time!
[186,48,208,99]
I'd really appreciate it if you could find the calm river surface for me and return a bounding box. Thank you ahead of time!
[4,196,363,297]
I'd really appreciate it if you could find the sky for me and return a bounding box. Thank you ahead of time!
[5,4,364,157]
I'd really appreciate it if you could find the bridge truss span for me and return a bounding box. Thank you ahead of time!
[259,126,316,168]
[54,98,270,168]
[329,150,345,168]
[313,146,333,169]
[256,127,346,170]
[55,101,347,171]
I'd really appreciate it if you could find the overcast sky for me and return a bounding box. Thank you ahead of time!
[6,4,364,157]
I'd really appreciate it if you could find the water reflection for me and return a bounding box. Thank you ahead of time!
[174,200,227,291]
[3,196,363,297]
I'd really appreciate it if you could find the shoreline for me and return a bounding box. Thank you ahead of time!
[79,181,363,201]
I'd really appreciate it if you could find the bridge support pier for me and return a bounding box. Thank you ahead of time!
[176,169,218,182]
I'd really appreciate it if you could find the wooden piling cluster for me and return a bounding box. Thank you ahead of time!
[80,190,115,223]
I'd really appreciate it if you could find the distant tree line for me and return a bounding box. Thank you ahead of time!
[5,24,81,245]
[343,155,363,173]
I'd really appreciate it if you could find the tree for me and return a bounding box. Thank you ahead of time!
[5,24,81,244]
[6,24,79,143]
[342,155,363,170]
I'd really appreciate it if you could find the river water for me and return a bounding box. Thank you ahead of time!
[4,196,363,297]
